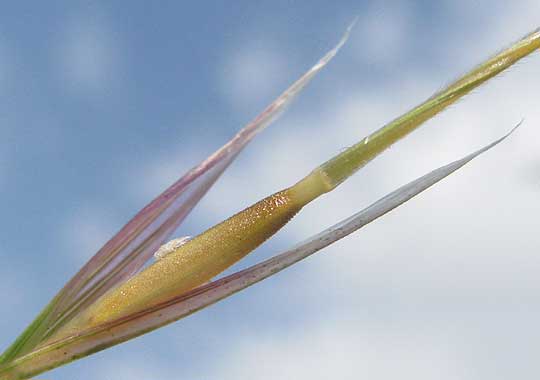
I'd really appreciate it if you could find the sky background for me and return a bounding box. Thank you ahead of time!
[1,1,540,379]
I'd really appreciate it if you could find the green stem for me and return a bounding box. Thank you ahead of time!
[317,28,540,188]
[0,302,57,366]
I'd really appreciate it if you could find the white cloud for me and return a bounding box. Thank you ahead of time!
[56,9,122,94]
[353,2,414,64]
[129,142,201,204]
[59,204,120,266]
[210,319,469,380]
[90,356,171,380]
[219,41,292,113]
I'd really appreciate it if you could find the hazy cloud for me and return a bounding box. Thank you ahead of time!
[59,204,120,266]
[55,9,122,95]
[353,3,414,64]
[210,319,470,380]
[219,42,292,113]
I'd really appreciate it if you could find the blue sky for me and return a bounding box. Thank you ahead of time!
[1,1,540,379]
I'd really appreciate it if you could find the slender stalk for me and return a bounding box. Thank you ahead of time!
[316,28,540,188]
